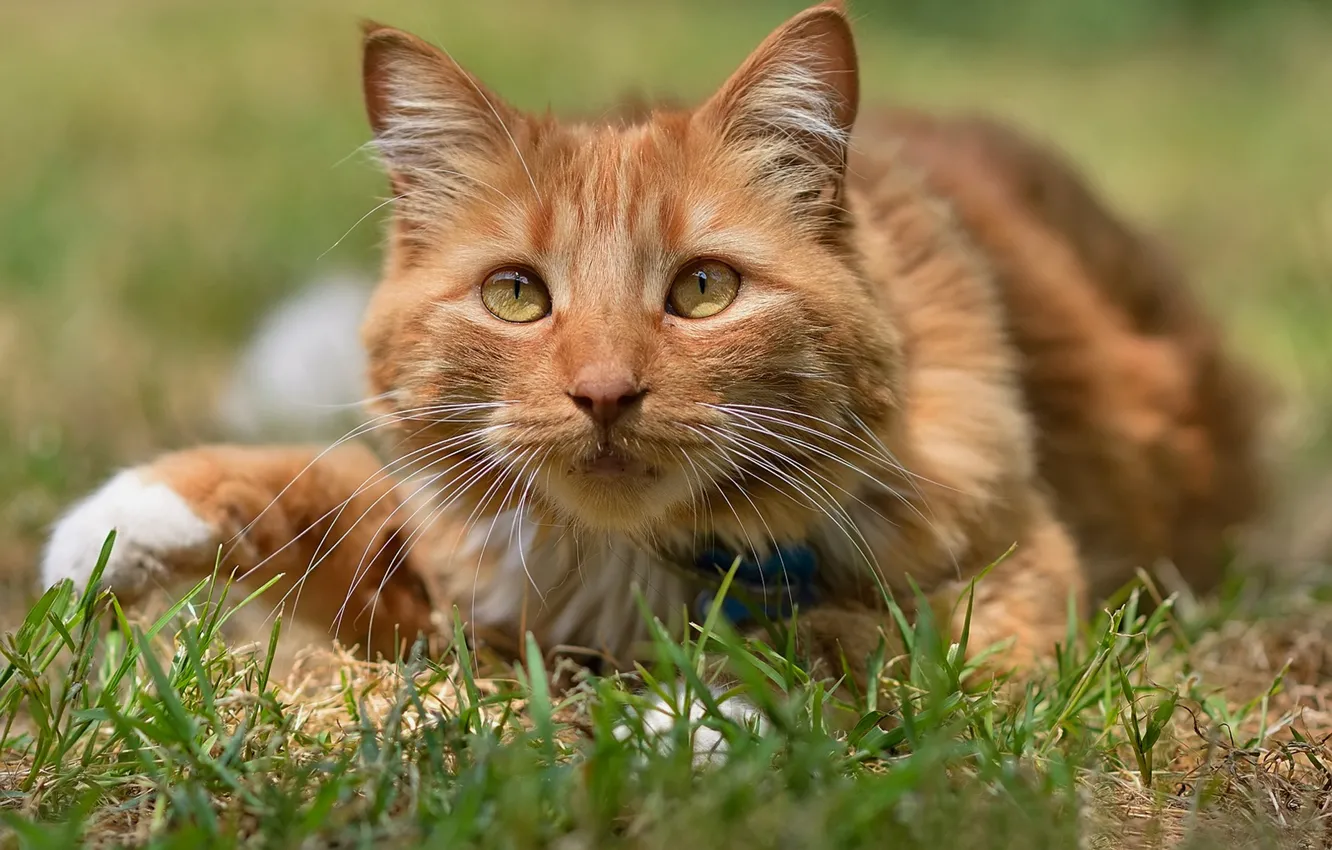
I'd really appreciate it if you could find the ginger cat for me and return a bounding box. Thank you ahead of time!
[41,3,1264,702]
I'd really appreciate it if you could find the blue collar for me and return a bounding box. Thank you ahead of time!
[687,543,820,627]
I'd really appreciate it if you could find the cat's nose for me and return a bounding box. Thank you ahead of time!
[568,367,645,428]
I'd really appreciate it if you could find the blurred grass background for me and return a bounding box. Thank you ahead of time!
[1,0,1329,623]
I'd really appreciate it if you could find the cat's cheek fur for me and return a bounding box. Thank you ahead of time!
[40,469,217,600]
[613,684,767,768]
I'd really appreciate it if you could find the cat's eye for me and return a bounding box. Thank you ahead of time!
[667,260,740,319]
[481,268,551,323]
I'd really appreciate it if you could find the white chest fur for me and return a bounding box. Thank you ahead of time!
[445,509,692,662]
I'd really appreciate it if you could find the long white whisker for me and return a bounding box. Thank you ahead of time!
[235,420,505,589]
[696,424,884,583]
[222,399,503,563]
[706,403,916,489]
[364,445,537,652]
[708,402,954,492]
[704,424,891,526]
[334,447,507,632]
[442,47,541,202]
[681,431,764,571]
[710,407,948,559]
[509,447,554,607]
[682,429,792,598]
[318,189,422,261]
[274,426,508,620]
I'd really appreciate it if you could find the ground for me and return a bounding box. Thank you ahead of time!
[2,0,1332,846]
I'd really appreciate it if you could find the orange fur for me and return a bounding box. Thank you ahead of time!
[43,3,1265,681]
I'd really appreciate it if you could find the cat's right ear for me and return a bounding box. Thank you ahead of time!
[361,23,522,244]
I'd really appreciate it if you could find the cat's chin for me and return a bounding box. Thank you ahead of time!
[542,465,692,535]
[572,449,653,479]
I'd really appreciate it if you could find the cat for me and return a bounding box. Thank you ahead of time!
[40,1,1265,751]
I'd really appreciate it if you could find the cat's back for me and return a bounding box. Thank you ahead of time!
[848,108,1266,599]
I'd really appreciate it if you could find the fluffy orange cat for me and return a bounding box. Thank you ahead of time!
[42,2,1264,728]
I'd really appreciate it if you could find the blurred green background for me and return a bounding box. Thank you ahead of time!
[1,0,1329,619]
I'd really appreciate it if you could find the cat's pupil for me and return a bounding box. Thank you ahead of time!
[513,278,522,300]
[697,271,707,294]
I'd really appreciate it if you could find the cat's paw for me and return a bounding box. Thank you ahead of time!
[41,469,218,601]
[614,684,768,768]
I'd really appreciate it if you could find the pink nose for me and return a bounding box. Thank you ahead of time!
[568,366,645,428]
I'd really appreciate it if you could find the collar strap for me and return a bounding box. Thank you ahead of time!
[687,543,820,626]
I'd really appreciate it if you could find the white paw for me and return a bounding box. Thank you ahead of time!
[615,683,768,768]
[41,469,216,600]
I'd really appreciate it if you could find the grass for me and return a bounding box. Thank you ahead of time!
[4,539,1332,847]
[3,0,1332,846]
[0,538,1320,848]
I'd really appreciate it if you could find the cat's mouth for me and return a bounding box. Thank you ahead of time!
[572,448,654,478]
[546,445,685,531]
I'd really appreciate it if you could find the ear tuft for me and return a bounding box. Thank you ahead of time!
[699,4,859,216]
[361,25,520,232]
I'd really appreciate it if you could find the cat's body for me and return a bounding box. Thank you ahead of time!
[42,4,1264,696]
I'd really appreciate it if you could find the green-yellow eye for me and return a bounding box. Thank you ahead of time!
[668,260,740,319]
[481,268,551,323]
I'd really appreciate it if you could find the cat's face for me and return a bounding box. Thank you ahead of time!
[361,3,901,545]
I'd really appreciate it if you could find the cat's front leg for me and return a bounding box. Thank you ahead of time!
[798,506,1088,692]
[40,442,438,656]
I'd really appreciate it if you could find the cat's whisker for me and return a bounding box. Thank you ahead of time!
[696,424,883,580]
[510,447,555,607]
[714,412,909,502]
[269,406,503,599]
[708,432,884,570]
[704,423,893,527]
[273,441,489,627]
[464,446,546,605]
[703,411,924,580]
[842,407,945,536]
[223,398,498,563]
[844,409,932,489]
[686,430,826,599]
[378,401,515,460]
[708,405,969,591]
[708,405,937,492]
[432,44,542,204]
[681,429,768,566]
[397,402,513,425]
[708,405,950,557]
[382,437,549,655]
[704,402,925,487]
[367,434,532,599]
[222,408,406,559]
[238,423,503,592]
[362,443,541,652]
[669,446,707,553]
[341,443,508,606]
[361,149,521,216]
[335,448,508,642]
[330,137,380,172]
[272,426,507,621]
[318,187,430,261]
[681,430,791,596]
[300,390,397,411]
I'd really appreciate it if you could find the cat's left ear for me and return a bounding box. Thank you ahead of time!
[698,1,859,215]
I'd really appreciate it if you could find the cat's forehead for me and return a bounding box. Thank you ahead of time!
[434,113,779,294]
[517,118,727,262]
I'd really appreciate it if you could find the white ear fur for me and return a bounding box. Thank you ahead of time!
[699,4,859,212]
[361,25,519,226]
